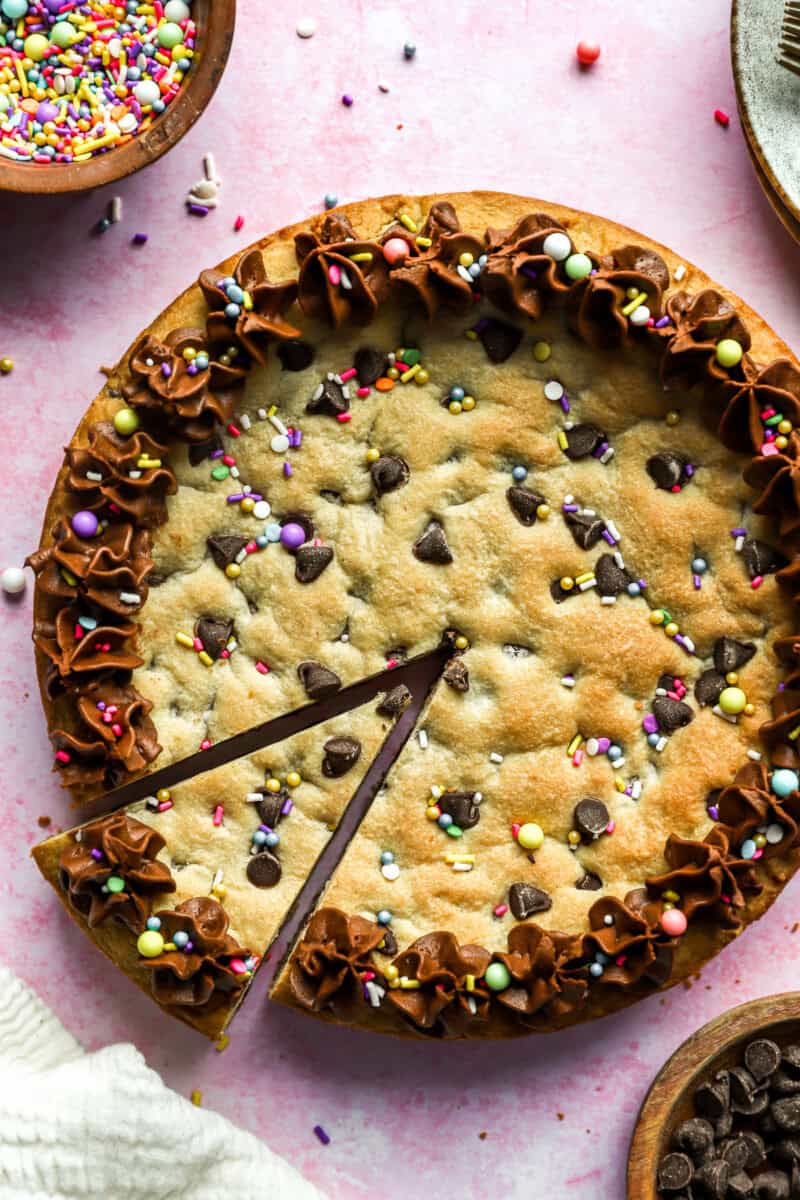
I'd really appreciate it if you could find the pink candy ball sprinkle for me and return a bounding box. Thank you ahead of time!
[576,40,601,66]
[383,237,411,265]
[661,908,688,937]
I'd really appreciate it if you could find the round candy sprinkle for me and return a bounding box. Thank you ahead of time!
[380,850,395,865]
[0,357,13,374]
[589,962,604,978]
[564,252,593,280]
[280,522,306,551]
[740,838,757,860]
[0,1,198,166]
[173,930,189,949]
[511,465,528,482]
[484,962,511,991]
[691,556,708,574]
[403,41,416,59]
[383,237,410,265]
[576,40,601,65]
[137,930,165,958]
[715,338,743,368]
[377,909,392,925]
[324,193,338,210]
[105,875,125,893]
[342,93,354,106]
[542,232,571,262]
[532,341,551,362]
[1,566,25,595]
[661,909,687,937]
[719,686,747,715]
[296,16,317,37]
[71,510,99,539]
[772,768,799,797]
[517,822,544,850]
[286,771,301,788]
[382,862,400,881]
[146,916,161,931]
[113,408,140,436]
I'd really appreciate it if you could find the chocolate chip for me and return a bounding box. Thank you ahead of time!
[322,735,361,777]
[694,1159,731,1198]
[774,1140,800,1167]
[297,660,342,700]
[194,616,233,661]
[509,882,552,919]
[747,1040,783,1082]
[575,872,603,891]
[772,1070,800,1097]
[506,486,545,526]
[377,684,412,717]
[562,423,605,460]
[760,1111,780,1139]
[715,1111,735,1140]
[773,1098,800,1133]
[657,1152,695,1193]
[714,637,757,674]
[246,851,282,888]
[646,451,690,490]
[739,1132,766,1170]
[652,696,695,733]
[295,544,333,583]
[696,1074,731,1120]
[695,669,727,707]
[188,435,222,466]
[729,1066,758,1105]
[477,317,522,363]
[574,798,609,840]
[443,657,469,692]
[565,511,606,549]
[371,455,410,496]
[207,533,249,570]
[377,927,397,956]
[674,1117,715,1163]
[743,538,786,579]
[354,346,388,385]
[728,1171,756,1200]
[256,789,287,829]
[437,790,482,830]
[783,1046,800,1077]
[306,376,349,416]
[719,1137,752,1172]
[753,1169,791,1199]
[277,339,315,371]
[595,553,631,596]
[413,520,452,564]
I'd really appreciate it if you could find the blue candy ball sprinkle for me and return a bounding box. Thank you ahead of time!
[511,465,528,482]
[377,909,392,925]
[437,813,454,828]
[380,850,395,865]
[146,916,161,931]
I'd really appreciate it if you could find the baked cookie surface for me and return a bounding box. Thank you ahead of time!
[30,193,800,1038]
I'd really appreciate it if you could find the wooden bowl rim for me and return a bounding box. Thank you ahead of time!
[627,992,800,1198]
[0,0,236,195]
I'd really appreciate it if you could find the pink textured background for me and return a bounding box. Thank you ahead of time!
[2,2,800,1196]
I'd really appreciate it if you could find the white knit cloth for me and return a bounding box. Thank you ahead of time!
[0,966,325,1200]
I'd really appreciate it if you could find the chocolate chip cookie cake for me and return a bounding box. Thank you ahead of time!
[29,192,800,1040]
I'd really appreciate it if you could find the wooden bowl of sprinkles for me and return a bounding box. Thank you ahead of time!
[0,0,235,196]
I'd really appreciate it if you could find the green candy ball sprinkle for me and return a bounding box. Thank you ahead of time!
[484,962,512,992]
[113,407,140,436]
[564,253,593,281]
[715,338,743,368]
[105,875,125,893]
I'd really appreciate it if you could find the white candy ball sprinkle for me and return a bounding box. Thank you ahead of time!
[542,232,571,262]
[296,17,317,38]
[381,862,401,881]
[134,80,161,107]
[164,0,191,19]
[1,566,25,595]
[629,305,651,326]
[253,500,271,520]
[543,380,564,401]
[270,434,290,454]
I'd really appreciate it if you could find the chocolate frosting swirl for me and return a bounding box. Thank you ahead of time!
[289,907,387,1015]
[660,289,752,391]
[59,812,174,933]
[646,827,761,927]
[491,923,586,1020]
[565,244,669,349]
[141,897,253,1009]
[27,518,152,618]
[125,327,248,443]
[388,201,483,319]
[480,213,573,321]
[716,760,800,860]
[582,894,674,987]
[759,687,800,770]
[50,679,161,789]
[295,213,390,328]
[65,422,177,527]
[716,359,800,455]
[198,249,300,365]
[34,605,141,682]
[387,931,491,1035]
[743,432,800,540]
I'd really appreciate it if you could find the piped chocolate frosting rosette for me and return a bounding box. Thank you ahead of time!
[295,213,390,328]
[289,908,387,1016]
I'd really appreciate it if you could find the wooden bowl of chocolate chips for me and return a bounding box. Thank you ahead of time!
[628,994,800,1199]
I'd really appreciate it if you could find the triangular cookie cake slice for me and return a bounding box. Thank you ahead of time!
[32,691,416,1039]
